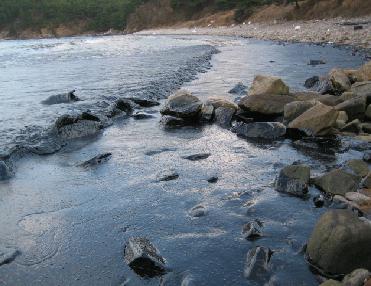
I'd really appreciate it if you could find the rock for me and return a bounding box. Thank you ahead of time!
[160,116,186,128]
[307,210,371,276]
[41,90,80,105]
[214,107,236,128]
[80,153,112,168]
[341,119,362,133]
[242,220,263,240]
[275,164,310,197]
[313,194,325,208]
[342,269,370,286]
[365,105,371,120]
[0,160,12,181]
[248,75,289,96]
[229,82,248,95]
[160,90,202,120]
[314,77,335,95]
[335,96,366,121]
[124,237,166,278]
[351,81,371,98]
[308,59,326,66]
[318,94,344,106]
[340,91,356,102]
[363,123,371,134]
[206,97,238,110]
[356,62,371,82]
[304,76,320,89]
[0,246,20,266]
[182,153,211,161]
[200,104,214,122]
[336,120,347,129]
[244,246,272,279]
[239,93,295,118]
[132,112,155,120]
[346,159,369,177]
[345,192,371,208]
[189,205,207,217]
[364,173,371,189]
[127,97,160,107]
[337,111,349,122]
[157,170,179,182]
[329,69,351,93]
[55,114,102,140]
[314,169,361,196]
[319,280,342,286]
[288,103,338,136]
[364,151,371,162]
[232,122,286,140]
[109,99,135,117]
[207,176,218,183]
[284,100,318,123]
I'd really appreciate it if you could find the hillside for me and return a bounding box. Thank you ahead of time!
[0,0,370,39]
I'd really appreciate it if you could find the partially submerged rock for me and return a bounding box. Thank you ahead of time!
[335,96,366,121]
[79,153,112,168]
[314,169,361,196]
[341,119,362,133]
[124,237,166,278]
[189,205,207,217]
[161,90,202,120]
[0,246,20,266]
[160,116,186,129]
[288,103,338,136]
[244,246,272,279]
[346,159,369,177]
[229,82,247,95]
[306,210,371,276]
[232,122,286,140]
[0,160,12,181]
[242,220,263,240]
[157,170,179,182]
[182,153,211,161]
[132,112,155,120]
[41,90,80,105]
[275,164,310,197]
[214,107,236,128]
[248,75,289,96]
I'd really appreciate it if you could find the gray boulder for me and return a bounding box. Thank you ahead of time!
[214,107,236,128]
[41,90,80,105]
[313,169,361,196]
[335,96,366,121]
[307,210,371,275]
[161,91,202,120]
[244,246,272,279]
[124,237,166,278]
[232,122,286,140]
[275,164,311,197]
[284,100,318,123]
[351,81,371,97]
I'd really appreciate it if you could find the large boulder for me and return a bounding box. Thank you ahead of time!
[232,122,286,140]
[214,107,236,128]
[307,210,371,275]
[288,103,339,136]
[284,100,318,123]
[0,246,20,266]
[355,61,371,82]
[313,169,361,196]
[124,237,166,278]
[161,91,202,120]
[248,75,289,96]
[335,96,366,121]
[329,69,351,94]
[275,164,310,197]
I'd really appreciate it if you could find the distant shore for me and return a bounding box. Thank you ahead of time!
[137,16,371,52]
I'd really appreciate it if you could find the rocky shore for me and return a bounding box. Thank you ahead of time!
[137,16,371,51]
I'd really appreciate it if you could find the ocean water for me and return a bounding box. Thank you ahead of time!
[0,34,367,286]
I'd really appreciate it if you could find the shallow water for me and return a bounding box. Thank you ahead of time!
[0,35,367,285]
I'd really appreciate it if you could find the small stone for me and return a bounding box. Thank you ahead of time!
[313,195,325,208]
[80,153,112,168]
[275,164,310,197]
[157,170,179,182]
[207,176,218,183]
[0,160,12,181]
[308,59,326,66]
[124,237,166,278]
[0,246,20,266]
[182,153,211,161]
[242,220,263,240]
[189,205,207,217]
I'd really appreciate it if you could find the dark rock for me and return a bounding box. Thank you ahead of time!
[161,90,202,120]
[189,205,207,217]
[80,112,100,122]
[329,69,351,94]
[293,137,340,157]
[207,176,218,183]
[182,153,211,161]
[133,112,155,120]
[0,160,12,181]
[214,107,236,128]
[234,110,254,123]
[307,210,371,275]
[313,195,325,208]
[160,116,186,129]
[124,237,166,278]
[363,151,371,163]
[361,122,371,134]
[157,170,179,182]
[232,122,286,140]
[41,90,80,105]
[242,220,263,240]
[200,104,214,122]
[244,246,273,279]
[275,164,310,197]
[308,60,326,66]
[127,98,160,107]
[341,119,362,133]
[314,169,361,196]
[229,82,248,95]
[335,96,366,121]
[80,153,112,168]
[304,76,320,89]
[0,246,20,266]
[318,94,344,106]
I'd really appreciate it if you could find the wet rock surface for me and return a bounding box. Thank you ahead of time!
[244,246,272,281]
[275,164,310,197]
[232,122,286,139]
[41,90,80,105]
[182,153,211,161]
[161,90,202,120]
